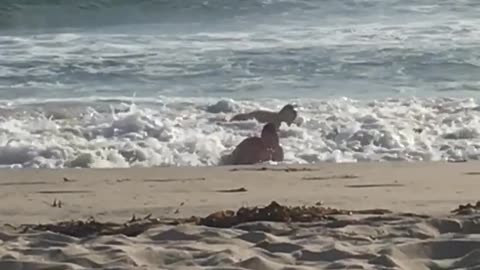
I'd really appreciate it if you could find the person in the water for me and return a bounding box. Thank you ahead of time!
[221,123,284,165]
[230,104,297,129]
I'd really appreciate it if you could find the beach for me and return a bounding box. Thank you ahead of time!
[2,0,480,269]
[1,161,480,269]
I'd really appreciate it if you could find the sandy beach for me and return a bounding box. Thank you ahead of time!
[1,161,480,269]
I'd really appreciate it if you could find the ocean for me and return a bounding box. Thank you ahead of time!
[1,0,480,168]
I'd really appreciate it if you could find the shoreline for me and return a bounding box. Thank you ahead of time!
[1,161,478,225]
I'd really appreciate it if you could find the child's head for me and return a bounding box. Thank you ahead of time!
[261,123,279,146]
[279,104,297,126]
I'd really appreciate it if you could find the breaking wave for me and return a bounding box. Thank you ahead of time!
[1,96,480,168]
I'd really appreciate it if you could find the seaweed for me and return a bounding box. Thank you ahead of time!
[17,215,197,238]
[198,201,391,228]
[13,201,392,237]
[452,201,480,215]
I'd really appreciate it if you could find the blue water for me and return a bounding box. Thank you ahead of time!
[1,0,480,101]
[2,0,480,168]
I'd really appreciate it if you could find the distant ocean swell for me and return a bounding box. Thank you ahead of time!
[5,0,476,30]
[2,0,480,100]
[0,0,316,30]
[2,29,480,100]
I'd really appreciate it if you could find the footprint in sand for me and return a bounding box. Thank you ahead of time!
[345,184,404,188]
[0,181,48,186]
[143,177,206,183]
[36,190,92,194]
[302,175,359,181]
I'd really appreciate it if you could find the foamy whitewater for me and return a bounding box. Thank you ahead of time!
[1,0,480,168]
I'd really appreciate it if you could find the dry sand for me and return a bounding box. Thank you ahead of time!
[1,161,480,269]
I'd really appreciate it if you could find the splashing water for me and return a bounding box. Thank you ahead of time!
[0,96,480,168]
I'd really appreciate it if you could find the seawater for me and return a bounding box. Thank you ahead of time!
[1,0,480,168]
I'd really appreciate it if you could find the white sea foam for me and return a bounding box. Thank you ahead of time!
[0,96,479,168]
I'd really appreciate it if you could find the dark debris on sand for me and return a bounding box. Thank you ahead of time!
[199,201,391,228]
[16,215,194,238]
[230,167,314,172]
[452,201,480,215]
[13,201,393,237]
[14,201,480,238]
